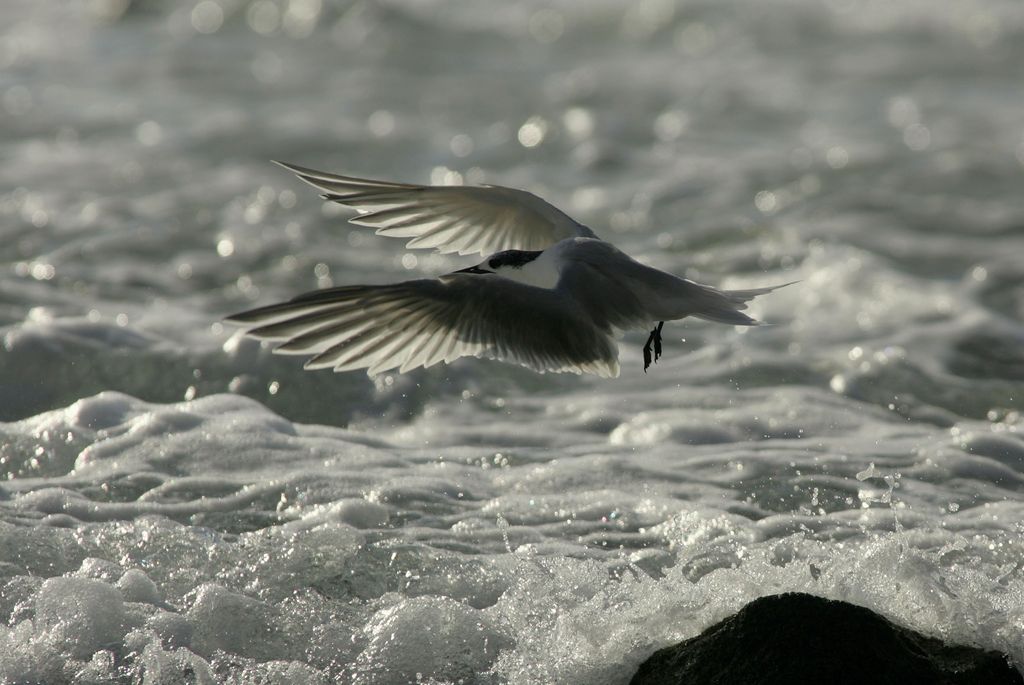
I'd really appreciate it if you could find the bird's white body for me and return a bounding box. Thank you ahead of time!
[227,162,786,378]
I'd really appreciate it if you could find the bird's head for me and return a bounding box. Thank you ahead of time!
[455,249,543,277]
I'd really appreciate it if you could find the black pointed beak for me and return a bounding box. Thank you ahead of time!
[454,266,493,274]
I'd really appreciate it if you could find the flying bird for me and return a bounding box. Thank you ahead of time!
[226,161,786,378]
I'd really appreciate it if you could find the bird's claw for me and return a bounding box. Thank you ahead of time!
[643,321,665,372]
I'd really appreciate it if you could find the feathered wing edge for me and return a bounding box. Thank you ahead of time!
[272,160,596,256]
[225,275,620,378]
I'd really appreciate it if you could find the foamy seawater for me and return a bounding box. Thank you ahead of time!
[2,0,1023,682]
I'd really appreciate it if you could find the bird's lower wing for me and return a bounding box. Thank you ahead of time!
[226,274,619,377]
[274,161,597,257]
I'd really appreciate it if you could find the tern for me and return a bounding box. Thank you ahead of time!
[227,161,787,378]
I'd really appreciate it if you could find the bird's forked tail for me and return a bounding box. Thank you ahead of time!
[687,281,795,326]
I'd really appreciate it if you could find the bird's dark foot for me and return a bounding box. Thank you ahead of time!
[643,321,665,372]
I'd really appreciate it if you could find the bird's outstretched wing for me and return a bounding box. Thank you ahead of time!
[274,161,597,256]
[226,274,619,377]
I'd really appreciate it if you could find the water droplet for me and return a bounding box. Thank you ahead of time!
[191,1,224,34]
[517,117,548,148]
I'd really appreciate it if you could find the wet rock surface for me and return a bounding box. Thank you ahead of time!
[631,593,1023,685]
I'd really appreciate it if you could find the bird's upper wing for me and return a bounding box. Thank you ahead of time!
[226,274,619,377]
[274,161,598,256]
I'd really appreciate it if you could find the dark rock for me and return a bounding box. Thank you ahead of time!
[631,593,1022,685]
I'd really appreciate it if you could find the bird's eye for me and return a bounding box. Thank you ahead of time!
[488,260,498,270]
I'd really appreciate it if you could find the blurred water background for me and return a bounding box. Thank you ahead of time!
[1,0,1023,682]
